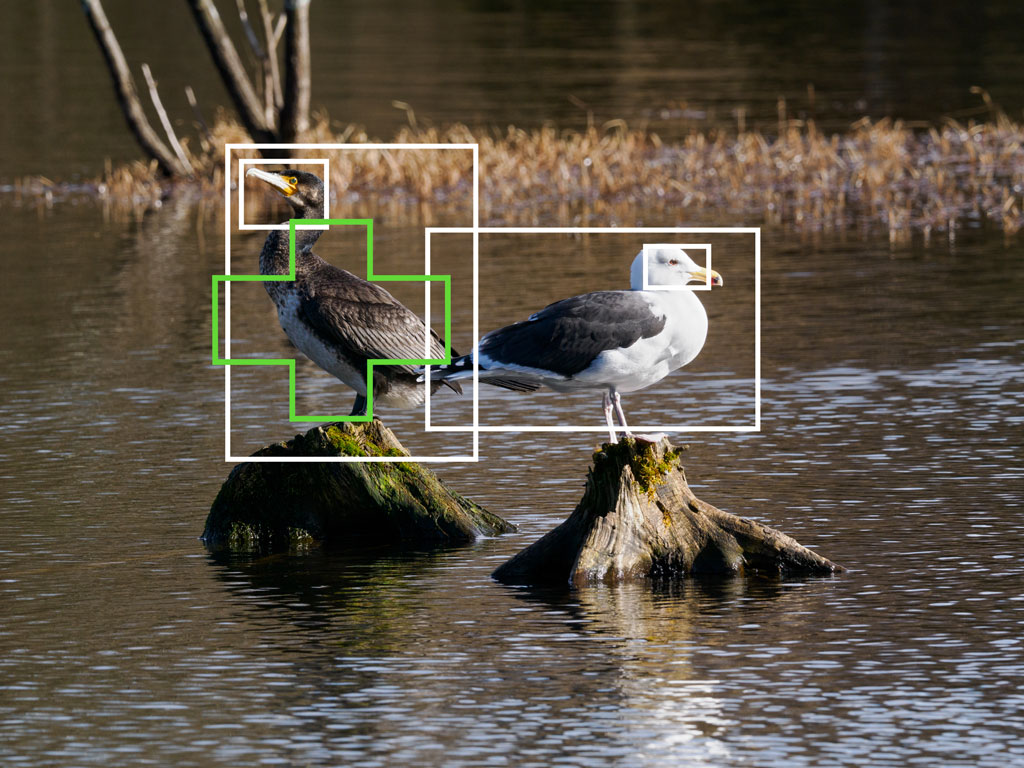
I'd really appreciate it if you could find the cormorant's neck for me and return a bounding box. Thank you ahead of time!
[292,226,324,253]
[259,206,325,275]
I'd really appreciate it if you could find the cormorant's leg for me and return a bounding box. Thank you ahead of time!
[349,393,368,416]
[611,391,635,439]
[603,391,618,443]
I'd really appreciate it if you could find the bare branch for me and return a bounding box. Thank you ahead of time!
[236,0,276,124]
[258,0,283,111]
[280,0,311,143]
[234,0,265,59]
[142,64,194,175]
[185,0,277,141]
[185,85,214,153]
[259,62,274,126]
[81,0,188,177]
[271,13,286,48]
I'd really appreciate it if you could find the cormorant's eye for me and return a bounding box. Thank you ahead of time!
[668,259,678,266]
[288,177,298,186]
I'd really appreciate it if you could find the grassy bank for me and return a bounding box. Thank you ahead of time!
[10,108,1024,238]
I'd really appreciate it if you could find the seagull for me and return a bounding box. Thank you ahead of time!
[431,246,722,442]
[245,167,460,416]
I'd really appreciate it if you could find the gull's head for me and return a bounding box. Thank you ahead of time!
[630,247,723,290]
[244,167,325,215]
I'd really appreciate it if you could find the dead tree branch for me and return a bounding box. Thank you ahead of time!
[141,64,194,175]
[258,0,284,113]
[85,0,316,173]
[234,0,266,59]
[270,11,287,48]
[280,0,311,143]
[185,85,214,153]
[185,0,277,142]
[81,0,189,177]
[234,0,276,125]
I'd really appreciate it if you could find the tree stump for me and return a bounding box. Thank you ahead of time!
[203,420,514,551]
[493,438,842,586]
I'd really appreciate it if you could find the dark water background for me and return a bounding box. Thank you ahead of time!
[4,0,1024,179]
[2,1,1024,766]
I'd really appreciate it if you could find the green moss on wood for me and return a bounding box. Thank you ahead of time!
[288,526,315,550]
[494,436,842,586]
[597,439,682,497]
[228,521,258,550]
[203,420,515,552]
[324,425,366,456]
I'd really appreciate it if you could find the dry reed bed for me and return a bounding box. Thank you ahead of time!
[12,113,1024,236]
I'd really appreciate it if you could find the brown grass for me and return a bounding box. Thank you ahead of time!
[10,105,1024,237]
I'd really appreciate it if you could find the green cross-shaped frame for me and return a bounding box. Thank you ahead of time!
[211,218,453,422]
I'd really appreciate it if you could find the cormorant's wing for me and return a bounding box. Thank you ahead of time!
[298,268,453,377]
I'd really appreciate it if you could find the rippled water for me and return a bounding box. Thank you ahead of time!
[4,1,1024,762]
[2,194,1022,765]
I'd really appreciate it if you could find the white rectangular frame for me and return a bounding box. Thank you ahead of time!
[642,243,712,291]
[223,143,480,463]
[238,157,331,230]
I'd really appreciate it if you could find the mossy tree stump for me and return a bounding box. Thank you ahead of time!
[493,438,842,586]
[203,420,514,551]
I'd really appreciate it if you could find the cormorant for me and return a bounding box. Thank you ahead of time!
[245,167,460,416]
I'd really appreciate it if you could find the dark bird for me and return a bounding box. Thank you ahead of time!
[431,246,722,442]
[245,168,460,416]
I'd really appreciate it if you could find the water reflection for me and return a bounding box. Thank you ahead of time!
[191,555,857,766]
[1,199,1022,765]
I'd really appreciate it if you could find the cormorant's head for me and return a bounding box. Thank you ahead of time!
[245,167,325,216]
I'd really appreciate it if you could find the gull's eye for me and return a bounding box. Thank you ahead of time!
[668,259,678,266]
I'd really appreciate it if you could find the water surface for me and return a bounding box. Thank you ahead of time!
[1,199,1022,765]
[3,1,1024,763]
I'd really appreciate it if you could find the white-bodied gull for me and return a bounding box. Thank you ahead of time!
[432,246,722,442]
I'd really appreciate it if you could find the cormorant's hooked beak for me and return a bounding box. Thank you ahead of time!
[690,267,724,287]
[245,167,297,196]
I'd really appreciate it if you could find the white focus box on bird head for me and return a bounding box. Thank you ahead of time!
[641,243,712,290]
[238,157,330,231]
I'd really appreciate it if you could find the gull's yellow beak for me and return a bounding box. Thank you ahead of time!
[245,167,297,196]
[690,266,724,287]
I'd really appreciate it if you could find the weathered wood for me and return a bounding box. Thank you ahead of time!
[184,85,214,152]
[234,0,266,60]
[81,0,189,177]
[140,64,194,176]
[279,0,312,142]
[235,0,279,126]
[258,0,285,113]
[203,420,514,552]
[185,0,277,142]
[493,438,842,586]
